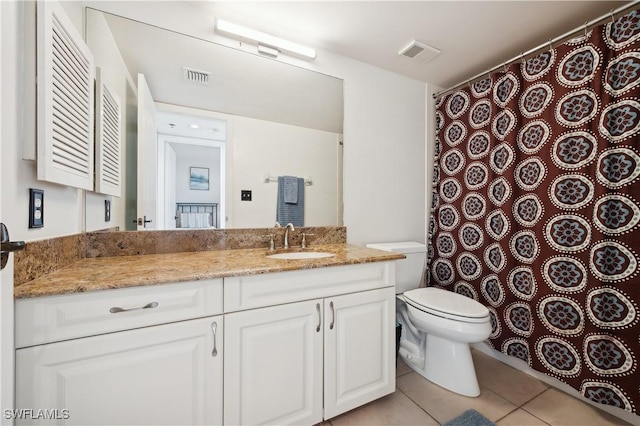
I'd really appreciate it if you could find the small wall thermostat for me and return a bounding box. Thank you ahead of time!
[29,188,44,228]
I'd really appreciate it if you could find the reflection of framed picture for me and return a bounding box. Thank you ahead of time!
[190,167,209,190]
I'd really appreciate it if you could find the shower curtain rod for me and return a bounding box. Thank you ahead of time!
[433,0,640,99]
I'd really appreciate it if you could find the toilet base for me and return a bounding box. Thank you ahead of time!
[402,333,481,397]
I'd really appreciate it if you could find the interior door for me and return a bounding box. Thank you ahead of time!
[136,73,158,230]
[0,2,16,418]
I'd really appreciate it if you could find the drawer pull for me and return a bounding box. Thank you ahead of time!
[211,321,218,357]
[329,301,335,330]
[109,302,159,314]
[316,303,321,332]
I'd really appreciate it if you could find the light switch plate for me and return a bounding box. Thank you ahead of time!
[29,189,44,228]
[241,190,252,201]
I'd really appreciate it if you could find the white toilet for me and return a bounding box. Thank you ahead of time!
[366,241,491,397]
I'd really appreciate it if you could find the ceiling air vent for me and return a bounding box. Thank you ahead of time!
[398,40,441,63]
[183,67,212,85]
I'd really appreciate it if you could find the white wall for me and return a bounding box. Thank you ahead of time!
[230,116,339,228]
[339,63,426,245]
[174,145,221,204]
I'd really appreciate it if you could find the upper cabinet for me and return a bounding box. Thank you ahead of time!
[37,1,95,190]
[94,68,122,197]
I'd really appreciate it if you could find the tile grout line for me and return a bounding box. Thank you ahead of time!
[395,383,441,425]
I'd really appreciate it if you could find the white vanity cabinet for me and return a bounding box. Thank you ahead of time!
[223,262,396,425]
[15,280,224,426]
[15,261,396,426]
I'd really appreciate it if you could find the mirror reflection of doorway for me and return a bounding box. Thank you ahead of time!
[156,110,227,230]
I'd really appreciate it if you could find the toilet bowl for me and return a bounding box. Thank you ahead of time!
[401,288,491,396]
[367,242,491,397]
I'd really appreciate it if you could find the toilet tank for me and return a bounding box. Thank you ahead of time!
[366,242,427,294]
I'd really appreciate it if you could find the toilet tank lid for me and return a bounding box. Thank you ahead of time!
[366,241,426,253]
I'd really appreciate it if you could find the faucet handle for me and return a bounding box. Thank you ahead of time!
[263,234,276,250]
[301,233,315,249]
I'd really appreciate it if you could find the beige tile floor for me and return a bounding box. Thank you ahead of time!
[326,350,633,426]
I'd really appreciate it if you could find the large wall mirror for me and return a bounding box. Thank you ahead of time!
[85,8,344,231]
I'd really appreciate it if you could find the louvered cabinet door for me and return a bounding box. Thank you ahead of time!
[95,68,122,197]
[37,1,95,190]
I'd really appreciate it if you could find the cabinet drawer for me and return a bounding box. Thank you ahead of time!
[224,262,394,312]
[16,279,223,348]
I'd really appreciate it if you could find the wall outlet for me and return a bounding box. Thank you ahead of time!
[241,190,252,201]
[29,189,44,228]
[105,200,111,222]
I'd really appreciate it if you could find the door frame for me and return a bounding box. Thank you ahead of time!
[157,134,226,229]
[155,103,231,228]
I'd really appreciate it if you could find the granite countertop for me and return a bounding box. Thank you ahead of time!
[14,244,404,299]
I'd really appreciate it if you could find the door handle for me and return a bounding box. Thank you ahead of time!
[1,223,25,271]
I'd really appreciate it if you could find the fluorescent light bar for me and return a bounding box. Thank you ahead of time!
[215,18,317,60]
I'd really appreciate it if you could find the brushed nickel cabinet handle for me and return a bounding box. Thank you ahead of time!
[329,301,335,330]
[316,303,321,332]
[109,302,159,314]
[211,321,218,357]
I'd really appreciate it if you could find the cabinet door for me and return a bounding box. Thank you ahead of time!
[16,316,223,426]
[37,0,95,190]
[324,287,396,419]
[224,300,323,425]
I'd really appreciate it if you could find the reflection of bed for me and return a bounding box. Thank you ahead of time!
[175,203,218,228]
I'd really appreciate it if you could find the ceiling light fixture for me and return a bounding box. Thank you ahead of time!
[214,18,317,60]
[257,44,280,58]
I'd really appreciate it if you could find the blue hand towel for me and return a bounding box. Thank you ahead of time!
[276,177,304,227]
[283,175,298,204]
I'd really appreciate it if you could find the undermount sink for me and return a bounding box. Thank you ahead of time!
[266,251,335,260]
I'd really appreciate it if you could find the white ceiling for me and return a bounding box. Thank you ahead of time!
[185,0,629,89]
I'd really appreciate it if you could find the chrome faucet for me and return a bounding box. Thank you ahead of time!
[283,223,295,249]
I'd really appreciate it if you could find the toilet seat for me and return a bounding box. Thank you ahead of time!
[404,287,489,323]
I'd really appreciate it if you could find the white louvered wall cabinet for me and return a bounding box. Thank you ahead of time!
[94,68,122,197]
[37,0,95,190]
